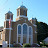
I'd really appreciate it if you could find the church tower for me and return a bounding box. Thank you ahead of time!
[4,11,13,28]
[16,5,28,21]
[4,11,13,43]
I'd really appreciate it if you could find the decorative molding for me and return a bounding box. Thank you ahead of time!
[17,7,27,10]
[17,15,28,18]
[22,23,28,26]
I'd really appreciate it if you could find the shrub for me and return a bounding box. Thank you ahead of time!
[15,44,21,47]
[23,43,31,47]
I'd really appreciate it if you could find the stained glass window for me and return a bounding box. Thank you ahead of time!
[29,27,32,35]
[18,25,21,34]
[23,24,27,34]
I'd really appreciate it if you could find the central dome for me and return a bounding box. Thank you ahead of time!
[18,5,27,9]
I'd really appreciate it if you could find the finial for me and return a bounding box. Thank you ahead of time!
[22,2,23,5]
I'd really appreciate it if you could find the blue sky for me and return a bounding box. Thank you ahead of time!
[0,0,48,26]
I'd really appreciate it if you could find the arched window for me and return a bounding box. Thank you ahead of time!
[29,27,32,35]
[23,24,27,34]
[18,25,21,34]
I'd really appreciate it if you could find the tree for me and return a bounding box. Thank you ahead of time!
[36,19,48,41]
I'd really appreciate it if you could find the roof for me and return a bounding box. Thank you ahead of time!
[44,37,48,45]
[32,18,36,20]
[18,5,27,9]
[8,11,12,14]
[30,18,36,20]
[44,37,48,42]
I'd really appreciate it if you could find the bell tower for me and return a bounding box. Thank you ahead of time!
[4,11,13,28]
[16,5,28,21]
[4,11,13,43]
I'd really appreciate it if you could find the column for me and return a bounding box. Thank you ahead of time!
[30,35,32,45]
[20,25,23,44]
[26,26,29,43]
[30,28,33,45]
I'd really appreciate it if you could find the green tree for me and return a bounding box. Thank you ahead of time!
[36,18,48,41]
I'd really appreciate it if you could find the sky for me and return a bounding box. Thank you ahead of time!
[0,0,48,27]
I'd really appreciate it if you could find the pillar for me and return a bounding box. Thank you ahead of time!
[20,25,23,44]
[30,28,33,45]
[26,26,29,43]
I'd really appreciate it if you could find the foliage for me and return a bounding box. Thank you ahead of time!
[37,41,46,47]
[23,43,31,47]
[13,44,21,47]
[42,46,46,47]
[36,19,48,41]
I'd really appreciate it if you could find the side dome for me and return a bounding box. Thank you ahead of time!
[32,18,36,20]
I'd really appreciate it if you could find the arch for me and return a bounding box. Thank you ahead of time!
[17,24,21,43]
[22,23,28,35]
[29,26,33,45]
[29,26,33,35]
[17,24,21,34]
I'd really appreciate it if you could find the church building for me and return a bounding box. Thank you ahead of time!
[0,5,37,45]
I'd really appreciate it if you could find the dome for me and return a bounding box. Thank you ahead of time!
[8,11,12,14]
[18,5,27,9]
[32,18,36,20]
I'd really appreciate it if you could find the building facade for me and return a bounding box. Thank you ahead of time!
[0,5,37,45]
